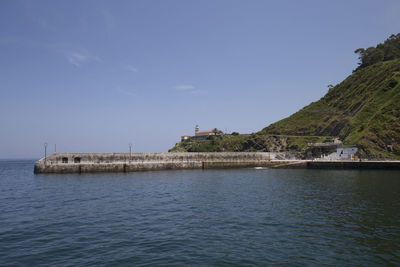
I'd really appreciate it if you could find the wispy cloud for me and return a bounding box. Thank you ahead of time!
[174,84,207,95]
[126,65,138,73]
[0,36,100,68]
[66,50,100,67]
[174,84,195,90]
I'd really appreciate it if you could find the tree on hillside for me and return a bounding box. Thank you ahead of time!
[354,33,400,70]
[212,128,223,135]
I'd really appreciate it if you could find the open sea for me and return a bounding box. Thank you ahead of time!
[0,159,399,266]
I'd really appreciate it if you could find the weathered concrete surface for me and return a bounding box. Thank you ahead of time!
[34,153,400,174]
[34,152,296,174]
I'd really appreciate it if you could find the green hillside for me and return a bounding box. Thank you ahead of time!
[262,59,400,158]
[170,34,400,159]
[170,133,329,154]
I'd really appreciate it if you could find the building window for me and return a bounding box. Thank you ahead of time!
[74,157,81,163]
[62,157,68,163]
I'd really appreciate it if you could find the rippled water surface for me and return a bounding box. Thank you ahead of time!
[0,160,399,266]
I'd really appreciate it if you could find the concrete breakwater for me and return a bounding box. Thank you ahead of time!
[34,152,297,174]
[34,152,400,174]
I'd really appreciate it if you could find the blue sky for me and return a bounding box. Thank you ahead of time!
[1,0,399,158]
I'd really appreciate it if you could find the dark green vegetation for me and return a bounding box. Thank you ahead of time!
[170,134,330,154]
[262,59,400,158]
[354,33,400,70]
[170,34,400,159]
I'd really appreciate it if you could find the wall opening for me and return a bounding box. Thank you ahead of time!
[74,157,81,163]
[62,157,68,163]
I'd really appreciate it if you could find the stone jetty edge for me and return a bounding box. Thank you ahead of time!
[34,152,400,174]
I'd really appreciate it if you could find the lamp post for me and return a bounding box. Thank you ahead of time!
[44,142,48,165]
[129,143,132,161]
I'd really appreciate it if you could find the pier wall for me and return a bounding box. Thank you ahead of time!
[34,153,400,173]
[34,152,297,174]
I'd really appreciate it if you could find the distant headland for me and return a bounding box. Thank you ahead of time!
[170,34,400,160]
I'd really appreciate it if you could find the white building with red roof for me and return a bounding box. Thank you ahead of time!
[181,125,220,141]
[195,125,216,137]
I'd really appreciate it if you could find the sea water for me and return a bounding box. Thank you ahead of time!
[0,159,399,266]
